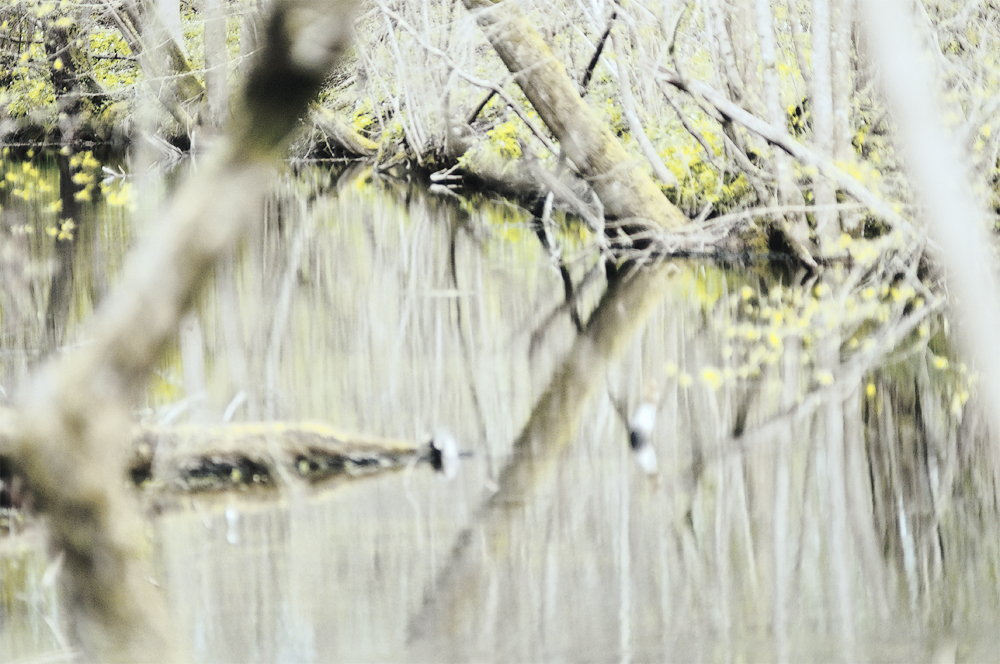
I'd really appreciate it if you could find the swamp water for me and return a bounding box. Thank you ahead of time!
[1,161,999,662]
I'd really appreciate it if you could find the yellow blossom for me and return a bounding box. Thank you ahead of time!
[701,367,723,390]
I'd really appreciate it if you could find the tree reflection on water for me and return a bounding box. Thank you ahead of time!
[2,169,995,663]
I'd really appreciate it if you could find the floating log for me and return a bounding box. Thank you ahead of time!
[1,411,458,506]
[131,421,454,494]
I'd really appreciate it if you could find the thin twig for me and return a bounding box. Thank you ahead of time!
[580,8,617,92]
[657,65,918,236]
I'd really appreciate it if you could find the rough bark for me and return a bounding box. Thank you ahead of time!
[462,0,688,231]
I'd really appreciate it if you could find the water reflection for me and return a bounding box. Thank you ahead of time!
[2,162,999,662]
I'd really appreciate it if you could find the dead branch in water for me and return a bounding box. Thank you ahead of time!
[2,414,456,510]
[130,422,452,496]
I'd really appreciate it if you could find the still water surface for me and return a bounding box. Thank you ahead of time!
[2,161,998,662]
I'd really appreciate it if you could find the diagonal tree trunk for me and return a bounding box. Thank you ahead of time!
[462,0,688,232]
[110,0,206,129]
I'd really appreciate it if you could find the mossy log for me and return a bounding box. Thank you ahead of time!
[130,422,451,495]
[2,415,453,516]
[309,107,379,157]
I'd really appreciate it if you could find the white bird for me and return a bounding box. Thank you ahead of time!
[628,384,660,476]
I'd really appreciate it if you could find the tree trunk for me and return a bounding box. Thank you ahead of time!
[831,0,855,160]
[462,0,688,231]
[755,0,816,266]
[204,0,229,129]
[812,0,839,246]
[118,0,206,129]
[42,23,84,349]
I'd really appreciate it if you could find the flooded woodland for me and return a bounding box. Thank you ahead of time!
[3,0,1000,662]
[1,162,994,662]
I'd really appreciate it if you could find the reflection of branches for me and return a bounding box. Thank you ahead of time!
[448,222,496,480]
[409,261,673,653]
[694,264,942,473]
[527,258,606,358]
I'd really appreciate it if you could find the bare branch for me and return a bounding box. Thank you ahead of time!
[657,66,917,235]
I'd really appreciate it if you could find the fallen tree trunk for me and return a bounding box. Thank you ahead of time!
[462,0,689,232]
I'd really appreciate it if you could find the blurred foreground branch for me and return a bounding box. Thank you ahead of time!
[859,0,1000,478]
[6,0,360,660]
